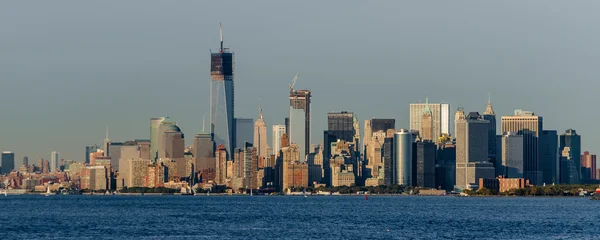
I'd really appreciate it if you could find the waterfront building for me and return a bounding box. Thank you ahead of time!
[436,143,456,191]
[501,109,543,185]
[80,165,109,190]
[272,125,286,156]
[581,151,597,183]
[214,144,228,185]
[540,130,558,184]
[559,129,581,184]
[289,88,311,162]
[383,137,394,185]
[281,144,308,190]
[50,151,59,173]
[500,132,524,178]
[254,107,268,158]
[456,110,495,191]
[394,129,412,186]
[415,141,436,188]
[410,101,450,139]
[210,24,235,155]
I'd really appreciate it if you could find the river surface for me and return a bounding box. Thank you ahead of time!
[1,195,599,239]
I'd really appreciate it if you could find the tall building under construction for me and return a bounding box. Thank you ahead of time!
[210,24,235,156]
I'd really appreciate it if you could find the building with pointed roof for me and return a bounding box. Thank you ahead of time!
[254,105,268,158]
[483,94,497,163]
[421,97,434,141]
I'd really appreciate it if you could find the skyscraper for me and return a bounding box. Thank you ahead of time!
[455,111,495,191]
[327,111,355,142]
[210,24,235,155]
[410,101,450,139]
[559,129,581,184]
[540,130,558,185]
[415,141,436,188]
[501,109,543,185]
[108,142,123,170]
[1,152,15,174]
[85,145,99,164]
[150,117,166,162]
[22,156,29,167]
[394,129,412,186]
[234,118,254,151]
[383,137,395,185]
[193,132,215,170]
[272,125,286,156]
[289,89,311,162]
[253,107,268,158]
[581,151,597,183]
[483,95,496,161]
[500,132,523,178]
[50,151,59,173]
[421,98,434,141]
[157,119,183,159]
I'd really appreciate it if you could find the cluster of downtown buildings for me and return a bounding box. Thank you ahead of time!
[1,28,598,193]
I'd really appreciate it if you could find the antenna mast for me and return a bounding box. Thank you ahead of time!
[219,23,223,52]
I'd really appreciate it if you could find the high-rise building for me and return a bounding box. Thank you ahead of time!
[234,118,253,151]
[483,95,496,161]
[581,151,597,183]
[540,130,558,184]
[501,109,543,185]
[327,111,354,142]
[50,151,59,173]
[559,129,581,184]
[394,129,412,186]
[253,107,268,158]
[383,137,395,185]
[22,156,28,167]
[135,140,151,160]
[410,101,450,139]
[210,24,235,155]
[150,117,166,162]
[193,132,215,170]
[157,119,183,159]
[437,143,456,191]
[85,145,99,164]
[560,147,578,184]
[289,89,311,162]
[272,125,286,156]
[456,110,495,191]
[162,130,185,159]
[214,144,228,185]
[421,99,434,141]
[500,132,524,178]
[415,141,436,188]
[108,142,123,171]
[1,152,15,174]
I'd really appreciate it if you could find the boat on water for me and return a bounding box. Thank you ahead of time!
[590,187,600,200]
[45,186,52,197]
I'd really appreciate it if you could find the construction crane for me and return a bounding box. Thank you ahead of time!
[289,72,299,92]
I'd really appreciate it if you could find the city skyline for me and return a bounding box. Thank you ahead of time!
[2,1,600,162]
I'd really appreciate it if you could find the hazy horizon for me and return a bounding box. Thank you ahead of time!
[2,1,599,164]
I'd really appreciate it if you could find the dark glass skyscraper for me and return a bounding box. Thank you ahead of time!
[540,130,558,184]
[559,129,581,184]
[483,96,496,162]
[210,24,235,155]
[1,152,15,174]
[327,111,354,142]
[371,119,395,133]
[289,89,311,162]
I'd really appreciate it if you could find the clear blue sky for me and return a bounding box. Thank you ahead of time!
[2,1,598,164]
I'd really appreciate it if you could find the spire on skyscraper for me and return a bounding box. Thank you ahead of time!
[484,93,495,115]
[423,97,432,114]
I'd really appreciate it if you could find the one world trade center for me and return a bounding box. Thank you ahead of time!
[210,24,234,156]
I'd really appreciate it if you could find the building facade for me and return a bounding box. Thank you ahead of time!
[289,89,311,162]
[272,125,286,156]
[456,110,494,191]
[394,129,412,186]
[210,25,235,155]
[253,108,268,158]
[410,102,450,139]
[501,110,543,185]
[559,129,581,184]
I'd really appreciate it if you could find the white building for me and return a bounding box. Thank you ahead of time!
[410,102,450,139]
[272,125,286,155]
[50,151,59,173]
